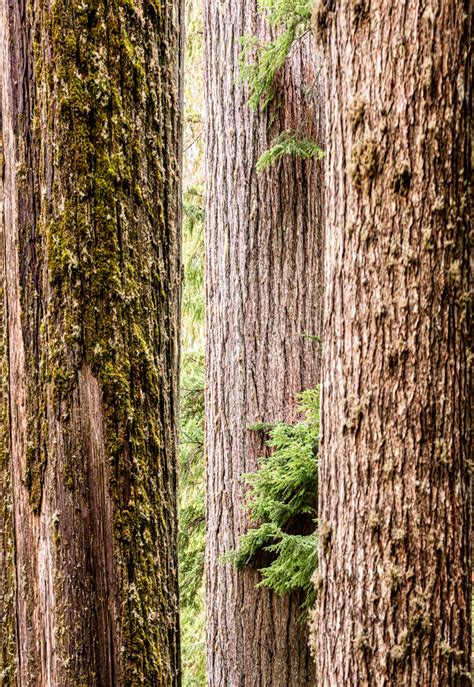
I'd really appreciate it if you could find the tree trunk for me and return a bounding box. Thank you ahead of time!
[205,4,324,684]
[1,94,17,684]
[1,0,182,683]
[313,0,472,684]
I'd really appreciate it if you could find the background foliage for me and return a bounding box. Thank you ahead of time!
[179,351,205,684]
[180,0,206,683]
[179,0,322,682]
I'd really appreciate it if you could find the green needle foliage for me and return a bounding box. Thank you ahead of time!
[179,182,205,684]
[180,0,207,681]
[231,388,320,617]
[256,131,325,171]
[239,0,312,110]
[239,0,324,173]
[182,185,205,347]
[179,351,205,609]
[179,350,206,685]
[179,183,205,617]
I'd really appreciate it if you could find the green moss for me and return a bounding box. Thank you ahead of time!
[351,0,368,24]
[347,96,366,131]
[312,0,332,38]
[390,634,409,661]
[319,520,332,554]
[439,641,465,660]
[383,564,403,594]
[0,223,16,681]
[51,512,61,549]
[368,511,380,533]
[406,593,432,638]
[354,633,371,654]
[393,164,411,195]
[313,572,324,597]
[27,0,180,680]
[350,136,378,192]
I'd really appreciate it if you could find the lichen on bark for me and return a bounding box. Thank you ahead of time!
[313,0,472,684]
[2,0,182,682]
[0,125,17,686]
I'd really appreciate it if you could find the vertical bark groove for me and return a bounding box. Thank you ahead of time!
[1,0,183,683]
[314,1,472,684]
[0,86,17,685]
[205,4,324,684]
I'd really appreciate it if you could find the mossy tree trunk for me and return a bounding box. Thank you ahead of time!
[205,3,324,684]
[1,99,17,684]
[313,0,472,684]
[1,0,182,683]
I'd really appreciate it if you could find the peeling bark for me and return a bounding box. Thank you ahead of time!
[1,0,183,683]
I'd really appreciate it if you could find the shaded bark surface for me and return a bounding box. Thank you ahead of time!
[0,97,17,684]
[1,0,182,683]
[313,1,472,684]
[205,4,324,685]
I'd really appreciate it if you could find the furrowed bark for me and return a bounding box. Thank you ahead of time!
[313,0,472,684]
[205,3,324,684]
[1,0,183,683]
[0,88,17,685]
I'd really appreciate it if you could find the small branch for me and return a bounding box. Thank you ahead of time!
[184,131,203,153]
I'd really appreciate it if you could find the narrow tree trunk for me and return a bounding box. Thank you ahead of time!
[205,4,324,684]
[1,0,183,683]
[1,97,17,684]
[313,0,472,684]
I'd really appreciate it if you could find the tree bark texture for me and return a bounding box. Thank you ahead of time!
[1,0,182,683]
[1,96,17,685]
[313,0,472,684]
[205,4,324,685]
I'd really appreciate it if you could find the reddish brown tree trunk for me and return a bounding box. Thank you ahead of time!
[313,0,472,684]
[205,3,324,684]
[1,94,17,684]
[1,0,183,683]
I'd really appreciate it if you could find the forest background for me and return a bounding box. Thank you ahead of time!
[0,0,470,685]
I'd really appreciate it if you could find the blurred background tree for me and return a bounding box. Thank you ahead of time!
[180,1,206,683]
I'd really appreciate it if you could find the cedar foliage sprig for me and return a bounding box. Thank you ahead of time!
[230,388,319,617]
[239,0,312,110]
[256,131,325,171]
